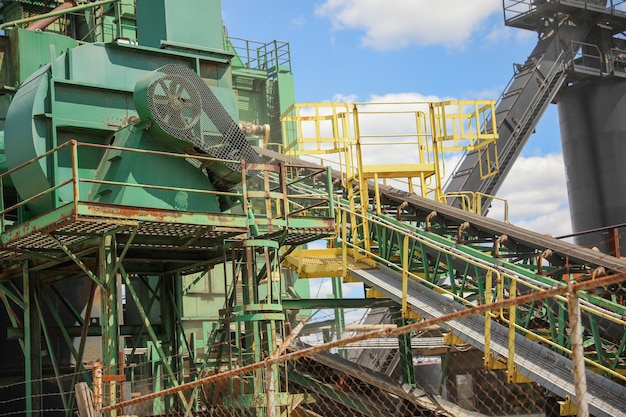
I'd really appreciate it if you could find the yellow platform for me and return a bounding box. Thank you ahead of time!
[283,248,377,279]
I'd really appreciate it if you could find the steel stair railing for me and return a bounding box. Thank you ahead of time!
[277,173,626,402]
[476,50,570,206]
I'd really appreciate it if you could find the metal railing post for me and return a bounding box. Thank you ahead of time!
[93,361,103,412]
[71,140,80,214]
[568,280,590,417]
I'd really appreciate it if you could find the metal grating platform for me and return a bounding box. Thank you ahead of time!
[0,202,249,264]
[0,201,334,267]
[283,249,376,278]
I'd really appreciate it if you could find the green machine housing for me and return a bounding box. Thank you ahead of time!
[0,0,307,406]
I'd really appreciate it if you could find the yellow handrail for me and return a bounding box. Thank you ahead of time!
[333,203,626,383]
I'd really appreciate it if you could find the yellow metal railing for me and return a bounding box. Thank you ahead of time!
[281,100,499,206]
[431,100,499,180]
[332,203,626,384]
[443,191,510,222]
[430,100,498,151]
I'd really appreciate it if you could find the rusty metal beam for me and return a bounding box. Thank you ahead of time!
[101,272,626,413]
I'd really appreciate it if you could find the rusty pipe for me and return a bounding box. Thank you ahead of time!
[27,1,76,31]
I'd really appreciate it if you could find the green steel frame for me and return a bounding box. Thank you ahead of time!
[271,151,626,393]
[0,140,334,416]
[0,1,306,413]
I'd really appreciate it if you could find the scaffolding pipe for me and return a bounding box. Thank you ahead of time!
[568,280,590,417]
[0,0,118,30]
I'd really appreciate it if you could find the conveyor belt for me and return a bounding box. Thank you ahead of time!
[256,145,626,412]
[444,18,589,211]
[255,146,626,274]
[350,264,626,417]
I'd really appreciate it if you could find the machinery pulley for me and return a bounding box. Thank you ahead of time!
[148,74,202,133]
[134,64,261,178]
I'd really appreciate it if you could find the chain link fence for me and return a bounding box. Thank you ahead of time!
[41,272,623,417]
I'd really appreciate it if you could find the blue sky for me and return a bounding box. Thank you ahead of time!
[220,1,576,316]
[222,0,571,237]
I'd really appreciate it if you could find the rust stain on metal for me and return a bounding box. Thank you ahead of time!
[101,271,626,414]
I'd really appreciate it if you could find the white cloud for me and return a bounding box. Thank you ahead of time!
[368,92,448,103]
[315,0,502,50]
[332,93,359,103]
[488,153,572,237]
[292,16,306,27]
[485,23,535,44]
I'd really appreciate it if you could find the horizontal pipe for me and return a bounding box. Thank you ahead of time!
[0,0,118,30]
[27,1,75,31]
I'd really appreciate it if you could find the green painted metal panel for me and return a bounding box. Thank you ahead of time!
[15,28,78,86]
[90,125,222,213]
[4,40,232,216]
[4,64,53,215]
[136,0,224,51]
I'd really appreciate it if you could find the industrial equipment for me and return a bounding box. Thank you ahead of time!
[0,1,624,417]
[447,0,626,254]
[0,1,332,415]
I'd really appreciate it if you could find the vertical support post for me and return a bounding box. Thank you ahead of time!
[99,234,120,412]
[484,270,493,369]
[397,313,416,387]
[0,176,4,232]
[341,209,348,278]
[398,327,416,386]
[373,173,381,215]
[326,165,335,221]
[93,361,103,412]
[351,104,370,256]
[507,278,517,383]
[401,235,409,318]
[328,164,346,343]
[428,103,445,202]
[568,280,589,417]
[70,140,79,214]
[331,276,345,355]
[23,262,42,417]
[608,227,621,258]
[161,272,185,412]
[280,162,289,219]
[398,236,416,386]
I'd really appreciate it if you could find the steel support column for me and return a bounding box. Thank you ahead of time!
[23,262,42,417]
[161,272,185,412]
[98,234,121,409]
[224,239,288,416]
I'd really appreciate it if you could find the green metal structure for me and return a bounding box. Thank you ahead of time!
[0,1,331,416]
[0,2,625,417]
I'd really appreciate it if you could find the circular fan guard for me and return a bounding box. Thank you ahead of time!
[147,73,202,138]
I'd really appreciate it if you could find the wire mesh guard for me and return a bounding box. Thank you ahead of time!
[2,274,616,417]
[139,64,261,174]
[147,73,203,136]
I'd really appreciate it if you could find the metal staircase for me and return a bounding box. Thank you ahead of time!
[444,21,589,211]
[477,50,569,202]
